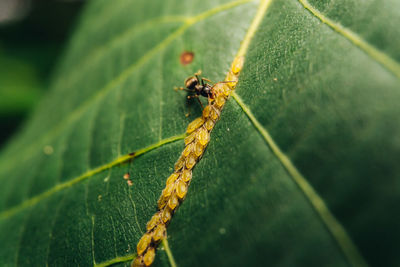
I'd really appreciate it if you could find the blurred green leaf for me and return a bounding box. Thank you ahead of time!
[0,0,399,266]
[0,47,42,115]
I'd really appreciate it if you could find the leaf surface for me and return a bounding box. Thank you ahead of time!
[0,0,399,266]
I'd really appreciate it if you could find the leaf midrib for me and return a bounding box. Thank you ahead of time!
[2,0,385,266]
[106,0,372,266]
[232,92,368,267]
[229,0,372,265]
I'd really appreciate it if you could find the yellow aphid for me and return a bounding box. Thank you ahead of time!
[157,183,175,208]
[132,256,143,267]
[197,127,210,146]
[143,247,156,266]
[166,173,179,185]
[182,169,192,182]
[137,233,152,256]
[182,142,194,157]
[146,212,161,231]
[231,56,244,74]
[157,195,168,209]
[204,119,214,131]
[210,107,219,121]
[226,70,238,88]
[184,131,196,145]
[168,194,179,210]
[185,153,197,169]
[202,105,212,118]
[153,223,166,242]
[176,180,188,199]
[186,117,204,134]
[157,194,169,209]
[163,182,175,198]
[222,84,232,96]
[194,141,205,157]
[174,156,185,171]
[212,83,225,95]
[215,94,226,108]
[162,207,172,223]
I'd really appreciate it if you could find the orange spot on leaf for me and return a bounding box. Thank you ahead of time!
[180,51,194,65]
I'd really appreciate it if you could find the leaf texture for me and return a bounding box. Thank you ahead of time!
[0,0,399,266]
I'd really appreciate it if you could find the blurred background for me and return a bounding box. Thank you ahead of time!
[0,0,85,148]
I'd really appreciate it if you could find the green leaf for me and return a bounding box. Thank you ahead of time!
[0,0,399,266]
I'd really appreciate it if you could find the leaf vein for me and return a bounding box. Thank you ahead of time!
[298,0,400,79]
[57,15,189,91]
[0,134,185,220]
[162,238,178,267]
[231,92,368,267]
[94,254,135,267]
[0,0,255,177]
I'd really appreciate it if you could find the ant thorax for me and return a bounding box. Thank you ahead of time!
[184,75,213,98]
[199,84,213,98]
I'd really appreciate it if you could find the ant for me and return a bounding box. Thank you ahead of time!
[175,70,214,109]
[175,70,232,112]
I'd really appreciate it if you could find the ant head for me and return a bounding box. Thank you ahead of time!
[184,76,199,90]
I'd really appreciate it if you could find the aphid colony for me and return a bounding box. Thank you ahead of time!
[132,56,244,267]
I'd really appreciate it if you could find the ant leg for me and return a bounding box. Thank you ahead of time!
[196,97,204,109]
[200,77,213,86]
[184,95,196,117]
[188,95,204,109]
[175,86,194,93]
[185,105,191,117]
[202,77,213,83]
[208,96,212,106]
[194,70,203,84]
[219,81,235,83]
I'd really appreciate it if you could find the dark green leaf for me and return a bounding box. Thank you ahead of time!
[0,0,399,266]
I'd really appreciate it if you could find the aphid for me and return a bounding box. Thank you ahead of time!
[146,213,161,231]
[168,194,179,210]
[153,224,166,241]
[176,180,188,199]
[161,207,172,223]
[181,169,192,182]
[133,66,242,267]
[137,234,152,255]
[166,173,179,185]
[197,127,210,146]
[185,153,197,169]
[184,131,197,145]
[186,117,204,134]
[174,155,185,170]
[143,247,156,266]
[230,56,244,75]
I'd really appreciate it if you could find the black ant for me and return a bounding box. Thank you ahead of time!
[175,70,214,109]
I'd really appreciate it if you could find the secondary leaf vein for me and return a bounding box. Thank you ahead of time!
[0,134,185,220]
[298,0,400,79]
